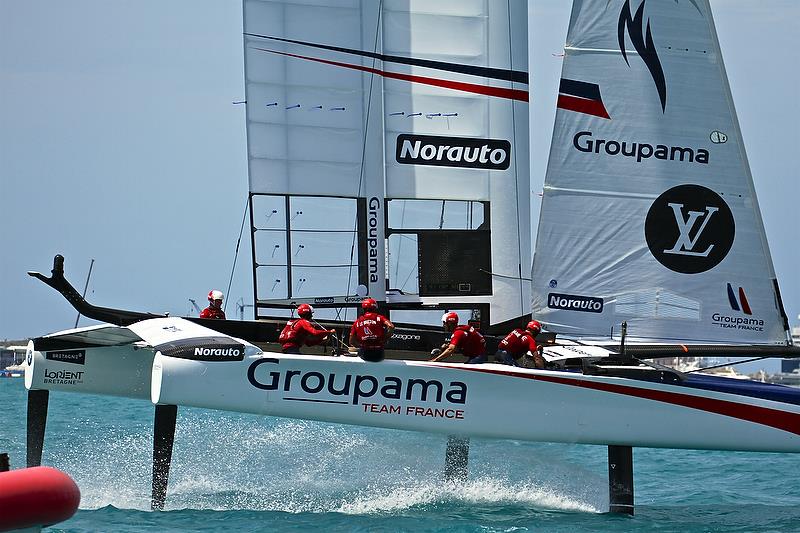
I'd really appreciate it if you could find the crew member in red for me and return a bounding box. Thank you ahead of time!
[429,312,487,364]
[200,290,226,319]
[349,298,395,362]
[495,320,542,367]
[278,304,336,354]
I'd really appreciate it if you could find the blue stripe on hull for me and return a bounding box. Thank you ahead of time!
[681,373,800,405]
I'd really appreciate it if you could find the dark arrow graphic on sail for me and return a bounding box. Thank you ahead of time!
[618,0,667,112]
[556,78,611,119]
[246,33,528,85]
[252,47,528,102]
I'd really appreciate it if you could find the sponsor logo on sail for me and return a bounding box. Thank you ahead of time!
[616,0,703,112]
[396,134,511,170]
[367,196,381,283]
[547,293,604,313]
[247,358,467,406]
[618,0,667,112]
[709,131,728,144]
[713,284,764,332]
[43,368,85,386]
[726,283,752,315]
[572,131,709,164]
[710,313,764,332]
[45,350,86,365]
[645,185,735,274]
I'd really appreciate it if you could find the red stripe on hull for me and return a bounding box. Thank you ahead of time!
[557,94,610,119]
[432,365,800,436]
[254,48,529,102]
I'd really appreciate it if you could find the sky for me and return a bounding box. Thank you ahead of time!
[1,1,798,370]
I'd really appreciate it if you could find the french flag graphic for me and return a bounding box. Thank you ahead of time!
[556,78,611,119]
[727,283,752,315]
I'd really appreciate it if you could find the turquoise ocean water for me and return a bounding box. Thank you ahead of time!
[1,378,798,532]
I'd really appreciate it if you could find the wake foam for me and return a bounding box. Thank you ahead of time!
[45,407,606,514]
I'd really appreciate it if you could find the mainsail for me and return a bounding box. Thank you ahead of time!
[243,0,529,331]
[531,0,790,344]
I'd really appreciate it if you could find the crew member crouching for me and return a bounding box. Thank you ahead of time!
[429,312,486,364]
[349,298,395,362]
[495,320,542,367]
[279,304,336,354]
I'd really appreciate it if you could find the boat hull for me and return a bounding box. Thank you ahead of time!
[152,352,800,453]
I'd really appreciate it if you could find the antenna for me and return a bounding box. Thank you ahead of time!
[236,298,255,321]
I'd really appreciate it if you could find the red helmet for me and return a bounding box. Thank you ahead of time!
[361,298,378,311]
[442,312,459,325]
[526,320,542,334]
[297,303,314,318]
[208,290,224,302]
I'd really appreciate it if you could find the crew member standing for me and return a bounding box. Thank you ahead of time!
[495,320,542,367]
[349,298,395,362]
[429,312,486,364]
[200,290,226,319]
[279,304,336,354]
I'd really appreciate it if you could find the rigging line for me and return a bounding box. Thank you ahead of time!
[478,268,532,282]
[394,200,407,281]
[74,258,95,328]
[506,0,525,318]
[345,0,383,324]
[400,262,418,292]
[224,196,250,313]
[438,199,446,230]
[689,356,772,373]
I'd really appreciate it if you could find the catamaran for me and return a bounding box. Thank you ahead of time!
[23,0,799,514]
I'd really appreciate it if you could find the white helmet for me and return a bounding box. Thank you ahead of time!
[208,290,224,302]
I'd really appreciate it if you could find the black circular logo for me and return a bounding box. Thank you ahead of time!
[644,184,735,274]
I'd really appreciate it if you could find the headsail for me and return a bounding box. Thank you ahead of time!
[244,0,530,331]
[531,0,789,344]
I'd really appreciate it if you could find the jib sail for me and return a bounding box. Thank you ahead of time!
[530,0,789,344]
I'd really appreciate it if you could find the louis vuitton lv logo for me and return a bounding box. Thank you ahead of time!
[663,203,718,257]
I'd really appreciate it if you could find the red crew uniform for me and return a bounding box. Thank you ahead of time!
[350,313,391,349]
[200,289,226,319]
[498,328,537,359]
[349,298,395,362]
[279,318,331,354]
[200,307,226,319]
[449,325,486,363]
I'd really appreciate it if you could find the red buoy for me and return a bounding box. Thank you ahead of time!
[0,466,80,531]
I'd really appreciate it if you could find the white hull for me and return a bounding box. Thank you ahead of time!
[26,318,800,453]
[153,351,800,453]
